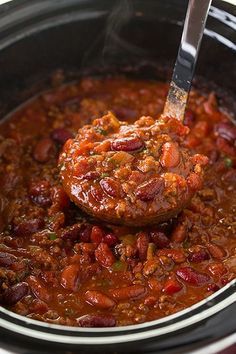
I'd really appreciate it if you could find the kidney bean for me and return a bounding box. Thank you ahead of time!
[73,159,91,177]
[207,284,220,292]
[222,169,236,183]
[176,267,210,286]
[184,135,200,149]
[77,243,96,257]
[198,188,216,201]
[159,255,174,271]
[100,177,123,198]
[91,226,105,244]
[27,276,51,302]
[33,138,54,163]
[191,154,209,167]
[29,180,51,206]
[160,142,180,168]
[79,224,92,242]
[207,243,226,260]
[188,248,210,263]
[62,96,82,109]
[208,262,227,277]
[163,278,182,295]
[61,264,80,291]
[209,150,219,164]
[150,231,170,248]
[50,186,70,211]
[91,185,104,202]
[111,135,144,152]
[51,128,73,144]
[29,299,49,315]
[103,233,119,247]
[156,249,186,263]
[113,106,137,120]
[187,173,203,191]
[136,177,164,201]
[146,243,156,260]
[193,121,209,139]
[144,296,158,306]
[143,259,159,276]
[170,224,187,243]
[136,232,149,261]
[215,122,236,143]
[130,171,145,184]
[148,278,162,292]
[203,92,218,115]
[85,290,115,309]
[77,314,116,327]
[184,110,195,127]
[0,282,29,306]
[48,211,65,231]
[84,264,102,281]
[60,223,82,241]
[83,171,100,180]
[0,252,17,267]
[95,243,115,268]
[221,273,235,286]
[14,218,44,236]
[216,137,235,157]
[224,255,236,271]
[109,285,146,300]
[94,140,111,153]
[3,236,24,249]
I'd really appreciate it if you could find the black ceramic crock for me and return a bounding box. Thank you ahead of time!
[0,1,235,353]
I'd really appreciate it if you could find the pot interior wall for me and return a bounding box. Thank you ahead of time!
[0,0,235,117]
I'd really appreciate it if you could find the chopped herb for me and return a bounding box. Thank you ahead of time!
[28,246,41,253]
[108,158,117,166]
[224,157,233,168]
[15,275,21,283]
[49,232,57,241]
[99,279,110,288]
[95,127,108,136]
[0,244,10,251]
[64,308,75,317]
[147,243,156,260]
[183,240,190,249]
[112,260,127,271]
[119,234,136,245]
[108,158,116,165]
[100,172,109,179]
[88,155,99,163]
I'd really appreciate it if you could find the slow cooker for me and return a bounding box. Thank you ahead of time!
[0,0,235,353]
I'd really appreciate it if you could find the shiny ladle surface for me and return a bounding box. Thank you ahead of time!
[164,0,212,121]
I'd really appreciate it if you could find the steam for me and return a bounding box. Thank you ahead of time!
[102,0,133,57]
[82,0,146,68]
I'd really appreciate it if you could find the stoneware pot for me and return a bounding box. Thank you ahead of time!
[0,1,235,353]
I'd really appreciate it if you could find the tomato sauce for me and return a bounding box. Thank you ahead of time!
[0,75,235,327]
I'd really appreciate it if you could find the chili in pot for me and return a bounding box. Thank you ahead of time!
[0,75,235,327]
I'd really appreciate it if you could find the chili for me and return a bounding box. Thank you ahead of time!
[0,75,235,327]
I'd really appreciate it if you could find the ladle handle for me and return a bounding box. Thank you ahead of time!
[163,0,212,121]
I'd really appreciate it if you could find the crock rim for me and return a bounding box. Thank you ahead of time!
[0,280,235,344]
[0,0,235,346]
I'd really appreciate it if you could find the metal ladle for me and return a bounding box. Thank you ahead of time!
[163,0,212,121]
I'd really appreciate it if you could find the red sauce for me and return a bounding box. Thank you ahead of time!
[0,76,235,327]
[60,113,208,226]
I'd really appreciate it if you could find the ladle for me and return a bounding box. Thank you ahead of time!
[164,0,212,121]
